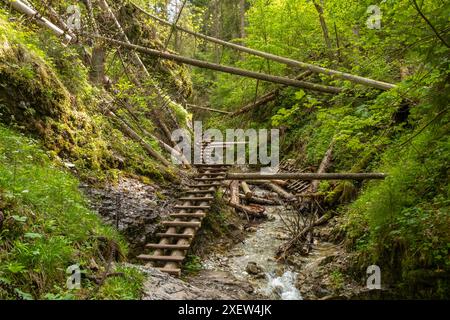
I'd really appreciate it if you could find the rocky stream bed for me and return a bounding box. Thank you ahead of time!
[82,178,371,300]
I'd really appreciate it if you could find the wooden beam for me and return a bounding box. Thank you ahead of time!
[92,35,342,94]
[226,172,387,180]
[131,2,396,91]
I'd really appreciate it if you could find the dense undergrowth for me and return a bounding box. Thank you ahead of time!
[0,125,144,299]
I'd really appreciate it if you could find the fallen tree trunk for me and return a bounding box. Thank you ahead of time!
[132,1,396,91]
[106,110,171,167]
[239,194,279,206]
[7,0,72,43]
[245,179,288,186]
[227,201,267,218]
[91,35,343,94]
[187,104,231,115]
[266,182,295,200]
[310,141,334,193]
[241,181,253,199]
[227,172,387,180]
[231,71,313,116]
[44,5,77,41]
[229,180,240,205]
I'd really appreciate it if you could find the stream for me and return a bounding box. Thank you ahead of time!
[192,185,346,300]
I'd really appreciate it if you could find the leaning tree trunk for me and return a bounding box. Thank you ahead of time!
[312,0,332,51]
[310,140,334,193]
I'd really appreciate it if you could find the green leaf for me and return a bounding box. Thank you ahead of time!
[24,232,43,239]
[12,215,27,223]
[294,90,306,101]
[7,262,26,274]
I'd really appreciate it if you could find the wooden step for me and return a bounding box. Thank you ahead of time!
[195,164,232,167]
[183,190,216,194]
[197,168,227,175]
[137,254,185,262]
[146,243,191,250]
[162,221,201,228]
[174,205,210,210]
[197,173,226,177]
[186,183,222,188]
[178,196,214,201]
[194,177,225,181]
[156,267,181,276]
[156,233,194,239]
[170,213,206,218]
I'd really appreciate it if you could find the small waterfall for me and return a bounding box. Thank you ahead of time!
[263,271,303,300]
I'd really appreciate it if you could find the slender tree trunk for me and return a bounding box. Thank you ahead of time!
[213,0,221,63]
[310,141,334,193]
[239,0,246,39]
[312,0,332,51]
[84,0,105,85]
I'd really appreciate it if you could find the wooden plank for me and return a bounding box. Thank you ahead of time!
[138,255,185,262]
[186,183,222,188]
[178,196,214,201]
[183,190,216,194]
[174,205,211,210]
[161,221,202,228]
[146,243,191,250]
[197,173,226,177]
[194,177,225,181]
[156,233,194,239]
[195,164,232,167]
[169,213,206,218]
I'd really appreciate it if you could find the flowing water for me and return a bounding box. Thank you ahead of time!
[201,205,303,300]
